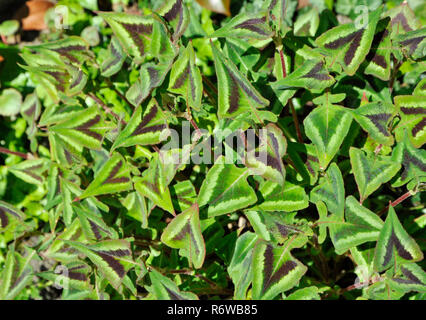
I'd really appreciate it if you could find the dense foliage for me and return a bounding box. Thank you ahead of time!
[0,0,425,300]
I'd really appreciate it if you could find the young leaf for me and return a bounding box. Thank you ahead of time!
[350,147,401,203]
[198,156,257,217]
[373,206,423,272]
[168,42,203,111]
[161,203,206,269]
[304,96,353,170]
[112,99,170,150]
[78,153,133,200]
[315,7,382,75]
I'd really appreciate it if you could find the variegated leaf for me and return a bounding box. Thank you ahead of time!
[50,107,106,151]
[373,206,423,272]
[252,239,307,300]
[304,94,353,170]
[351,100,397,146]
[9,159,48,185]
[245,123,287,185]
[391,263,426,293]
[198,156,257,217]
[350,147,401,203]
[64,239,133,289]
[257,180,309,212]
[168,42,203,111]
[148,269,198,300]
[38,261,92,291]
[78,153,133,200]
[156,0,189,42]
[0,201,24,229]
[394,95,426,148]
[211,42,273,123]
[315,7,382,75]
[171,180,197,212]
[161,203,205,269]
[101,37,126,77]
[394,28,426,61]
[74,204,118,241]
[112,99,170,150]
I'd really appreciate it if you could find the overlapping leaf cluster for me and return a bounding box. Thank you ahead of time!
[0,0,425,300]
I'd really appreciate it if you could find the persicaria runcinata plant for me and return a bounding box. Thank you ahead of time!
[0,0,424,300]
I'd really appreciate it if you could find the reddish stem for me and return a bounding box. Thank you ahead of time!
[0,147,29,159]
[377,190,414,216]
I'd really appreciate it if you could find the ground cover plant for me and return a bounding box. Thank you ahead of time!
[0,0,425,300]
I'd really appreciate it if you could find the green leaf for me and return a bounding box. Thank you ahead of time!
[0,201,24,230]
[0,20,19,36]
[391,130,426,188]
[390,263,426,294]
[394,95,426,148]
[134,153,175,215]
[211,12,273,41]
[0,88,22,117]
[330,196,384,254]
[315,7,382,75]
[198,156,257,217]
[171,180,197,212]
[78,153,133,200]
[228,232,257,299]
[245,123,287,185]
[310,162,345,219]
[350,147,401,202]
[294,7,320,37]
[9,159,48,185]
[257,180,309,212]
[304,95,353,170]
[373,206,423,272]
[168,42,203,111]
[38,261,92,291]
[272,59,335,92]
[394,27,426,61]
[101,37,126,77]
[351,100,396,146]
[156,0,189,42]
[148,269,198,300]
[112,99,170,150]
[75,204,118,241]
[252,239,307,300]
[284,286,321,300]
[50,107,107,151]
[210,42,273,123]
[161,203,206,269]
[64,239,133,289]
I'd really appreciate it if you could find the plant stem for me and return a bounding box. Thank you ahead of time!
[0,147,29,159]
[377,190,415,216]
[87,92,123,124]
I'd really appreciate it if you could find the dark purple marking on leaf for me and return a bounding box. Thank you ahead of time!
[104,160,130,185]
[163,0,182,22]
[22,170,43,183]
[96,251,125,278]
[401,150,425,181]
[393,266,423,285]
[70,70,84,90]
[324,29,364,66]
[172,65,190,90]
[120,22,153,57]
[228,73,240,114]
[188,65,196,101]
[305,160,315,175]
[10,268,31,290]
[262,244,297,294]
[0,208,9,228]
[399,36,425,55]
[75,114,103,141]
[275,223,289,237]
[103,42,123,72]
[412,118,426,137]
[165,286,185,300]
[24,103,37,117]
[371,54,387,69]
[297,22,311,36]
[173,223,191,241]
[367,28,389,69]
[97,248,131,257]
[131,105,165,137]
[400,107,426,115]
[68,271,87,281]
[89,220,102,240]
[391,13,412,32]
[44,71,67,91]
[365,113,392,136]
[302,62,330,81]
[382,231,414,267]
[53,46,86,64]
[235,17,269,36]
[147,66,159,86]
